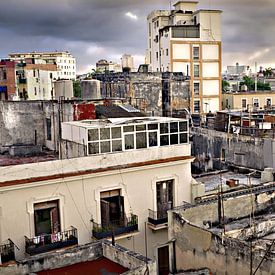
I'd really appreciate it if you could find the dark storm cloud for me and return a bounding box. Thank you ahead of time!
[0,0,274,72]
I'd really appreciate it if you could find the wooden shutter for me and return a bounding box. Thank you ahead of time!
[101,200,110,228]
[50,207,60,234]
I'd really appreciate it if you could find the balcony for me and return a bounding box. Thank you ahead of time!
[25,227,78,255]
[92,215,138,240]
[17,78,27,84]
[171,25,200,39]
[0,239,16,264]
[148,205,172,230]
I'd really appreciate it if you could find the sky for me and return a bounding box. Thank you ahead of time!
[0,0,274,74]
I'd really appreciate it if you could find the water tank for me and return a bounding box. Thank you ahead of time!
[81,80,101,100]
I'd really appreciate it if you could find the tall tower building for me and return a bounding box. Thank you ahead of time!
[147,1,222,113]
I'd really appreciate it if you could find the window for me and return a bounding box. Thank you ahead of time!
[194,100,200,113]
[34,87,37,96]
[166,49,168,56]
[193,46,200,60]
[194,82,200,95]
[241,98,247,109]
[193,64,200,77]
[266,98,272,107]
[156,52,158,60]
[171,26,200,38]
[156,180,174,219]
[253,98,259,108]
[34,200,60,236]
[100,189,124,228]
[46,118,52,141]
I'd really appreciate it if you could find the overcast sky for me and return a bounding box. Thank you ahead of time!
[0,0,274,73]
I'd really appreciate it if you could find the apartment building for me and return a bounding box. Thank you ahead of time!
[147,1,222,114]
[0,60,16,100]
[9,51,76,80]
[223,90,275,110]
[15,61,57,100]
[0,117,194,265]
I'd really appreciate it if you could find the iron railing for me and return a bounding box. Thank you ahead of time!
[92,214,138,239]
[25,227,78,255]
[0,239,15,263]
[148,203,172,225]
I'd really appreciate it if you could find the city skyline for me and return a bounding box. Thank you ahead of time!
[0,0,274,73]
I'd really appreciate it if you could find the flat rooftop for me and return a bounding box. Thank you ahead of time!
[37,257,129,275]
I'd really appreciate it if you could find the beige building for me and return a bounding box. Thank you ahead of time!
[147,1,222,114]
[0,117,195,266]
[9,51,76,80]
[222,91,275,110]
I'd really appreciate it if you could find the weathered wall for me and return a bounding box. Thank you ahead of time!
[0,240,156,275]
[170,216,275,275]
[93,72,190,117]
[171,189,275,227]
[191,127,275,172]
[0,101,74,153]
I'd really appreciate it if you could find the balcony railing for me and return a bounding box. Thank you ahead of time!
[148,204,172,226]
[0,239,15,264]
[25,227,78,255]
[92,214,138,239]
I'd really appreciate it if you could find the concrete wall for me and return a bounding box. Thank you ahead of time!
[168,189,275,274]
[191,127,275,172]
[0,100,74,153]
[0,240,156,275]
[170,215,274,275]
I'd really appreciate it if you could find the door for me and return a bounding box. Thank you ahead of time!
[101,200,110,228]
[158,245,169,275]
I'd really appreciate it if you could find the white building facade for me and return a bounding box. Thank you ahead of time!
[147,1,222,113]
[9,52,76,80]
[0,117,194,264]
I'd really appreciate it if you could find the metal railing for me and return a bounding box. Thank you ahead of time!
[92,214,138,239]
[148,203,172,225]
[0,239,16,263]
[25,227,78,255]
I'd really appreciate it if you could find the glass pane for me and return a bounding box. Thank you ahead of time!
[123,125,134,132]
[170,134,179,145]
[88,129,99,141]
[180,133,188,143]
[100,141,110,153]
[160,123,169,134]
[160,135,169,146]
[112,140,122,152]
[100,128,110,140]
[125,134,134,150]
[88,142,99,154]
[136,124,146,131]
[179,121,187,132]
[149,132,158,147]
[170,122,178,133]
[136,132,147,149]
[111,127,121,139]
[148,123,158,130]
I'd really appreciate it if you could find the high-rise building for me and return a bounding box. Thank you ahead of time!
[147,1,222,113]
[9,51,76,80]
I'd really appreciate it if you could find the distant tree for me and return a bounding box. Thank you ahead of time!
[240,76,271,91]
[73,80,81,98]
[263,67,273,77]
[222,80,230,93]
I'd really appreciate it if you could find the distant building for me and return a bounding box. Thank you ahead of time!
[15,60,57,100]
[222,90,275,110]
[147,1,222,114]
[96,59,122,73]
[0,59,16,100]
[121,54,134,72]
[225,63,251,78]
[9,51,76,80]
